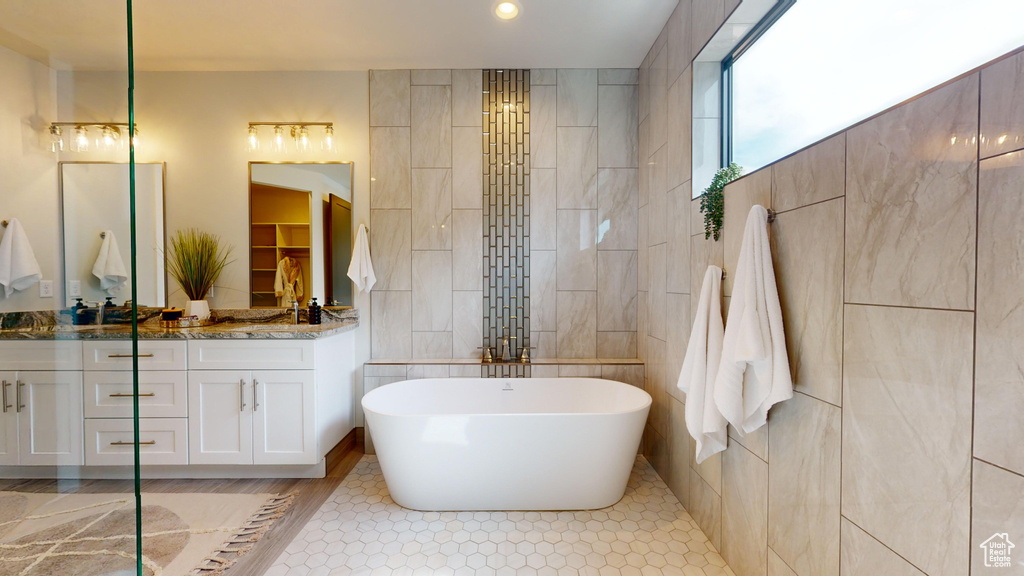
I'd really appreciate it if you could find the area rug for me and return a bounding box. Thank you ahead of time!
[0,490,294,576]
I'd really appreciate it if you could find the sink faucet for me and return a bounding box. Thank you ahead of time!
[500,336,511,362]
[290,300,300,324]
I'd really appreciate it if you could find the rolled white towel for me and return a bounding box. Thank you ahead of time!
[347,223,377,293]
[0,218,43,298]
[92,230,128,295]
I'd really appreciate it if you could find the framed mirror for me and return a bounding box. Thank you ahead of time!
[248,162,353,308]
[60,162,166,308]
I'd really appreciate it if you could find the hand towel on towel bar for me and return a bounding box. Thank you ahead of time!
[713,204,793,435]
[0,218,43,298]
[92,230,128,295]
[347,223,376,293]
[676,265,728,464]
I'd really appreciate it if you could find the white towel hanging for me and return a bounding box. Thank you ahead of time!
[713,204,793,435]
[677,265,728,464]
[347,223,376,293]
[0,218,43,298]
[92,230,128,295]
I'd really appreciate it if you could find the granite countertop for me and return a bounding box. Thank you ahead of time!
[0,308,359,340]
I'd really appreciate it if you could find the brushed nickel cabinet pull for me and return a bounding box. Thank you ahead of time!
[2,380,10,413]
[239,378,247,411]
[253,379,260,412]
[109,392,156,398]
[17,381,25,413]
[110,440,156,446]
[108,353,155,358]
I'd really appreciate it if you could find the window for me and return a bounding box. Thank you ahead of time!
[725,0,1024,173]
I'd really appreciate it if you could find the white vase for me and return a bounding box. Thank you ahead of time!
[185,300,211,322]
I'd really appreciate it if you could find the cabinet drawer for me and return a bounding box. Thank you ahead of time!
[84,371,187,419]
[84,418,188,466]
[0,341,82,371]
[83,341,187,371]
[188,341,314,370]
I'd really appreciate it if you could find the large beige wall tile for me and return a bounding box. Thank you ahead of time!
[598,69,638,85]
[531,69,556,86]
[556,291,597,358]
[668,71,693,189]
[370,69,410,127]
[411,251,452,332]
[840,519,927,576]
[842,304,973,576]
[451,69,482,127]
[768,393,841,576]
[369,209,411,290]
[451,209,481,291]
[529,251,557,332]
[648,48,668,155]
[647,243,667,341]
[648,146,668,245]
[598,85,639,168]
[980,50,1024,159]
[667,395,691,508]
[371,290,412,358]
[530,85,556,169]
[557,69,598,127]
[667,181,692,294]
[369,127,411,209]
[556,209,597,291]
[665,292,690,403]
[451,290,482,359]
[771,133,845,212]
[646,336,669,437]
[411,85,452,168]
[596,332,637,358]
[556,127,598,209]
[721,444,768,576]
[411,169,452,250]
[412,331,452,359]
[666,0,692,85]
[689,468,723,551]
[771,198,844,406]
[692,0,731,55]
[451,126,482,209]
[845,74,978,310]
[975,150,1024,476]
[596,168,638,251]
[531,168,557,250]
[768,549,797,576]
[411,69,450,86]
[597,251,638,331]
[971,461,1024,574]
[721,168,771,297]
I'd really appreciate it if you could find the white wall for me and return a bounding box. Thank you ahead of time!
[0,45,59,312]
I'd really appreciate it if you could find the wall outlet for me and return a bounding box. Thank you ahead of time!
[69,280,82,297]
[207,286,214,298]
[39,280,53,298]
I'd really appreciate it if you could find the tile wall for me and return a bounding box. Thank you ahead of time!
[638,3,1024,574]
[368,68,638,360]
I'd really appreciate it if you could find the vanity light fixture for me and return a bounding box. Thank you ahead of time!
[49,122,138,153]
[247,122,336,155]
[495,1,520,20]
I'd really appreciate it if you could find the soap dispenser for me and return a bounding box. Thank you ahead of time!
[307,297,322,325]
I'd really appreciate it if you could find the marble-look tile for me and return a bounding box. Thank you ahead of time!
[721,168,771,297]
[557,69,598,127]
[639,54,650,123]
[667,181,691,294]
[369,209,411,290]
[648,146,668,245]
[667,396,690,508]
[451,290,482,358]
[411,85,452,168]
[644,426,671,487]
[597,332,638,358]
[772,133,845,212]
[530,250,557,332]
[638,204,649,287]
[689,467,723,551]
[971,460,1024,574]
[407,364,449,378]
[637,290,648,361]
[667,0,692,86]
[363,364,407,377]
[556,127,598,209]
[556,210,597,291]
[451,69,482,127]
[646,336,669,438]
[665,292,689,403]
[597,251,638,331]
[768,393,841,576]
[598,69,639,85]
[370,291,412,358]
[596,168,638,251]
[668,72,693,189]
[530,68,556,86]
[369,127,411,209]
[370,69,410,127]
[980,49,1024,159]
[531,169,557,250]
[598,85,639,168]
[530,364,558,378]
[649,48,668,154]
[412,331,452,358]
[727,422,767,462]
[689,233,723,331]
[556,291,597,358]
[449,364,483,378]
[722,444,768,576]
[639,118,650,207]
[530,85,557,169]
[692,0,730,56]
[845,74,978,310]
[768,549,797,576]
[452,127,482,209]
[411,69,450,85]
[452,209,482,291]
[411,169,452,250]
[691,197,705,239]
[840,519,927,576]
[411,251,453,332]
[842,304,973,576]
[529,331,557,359]
[557,364,602,377]
[772,198,844,406]
[602,364,644,388]
[975,150,1024,476]
[648,243,667,341]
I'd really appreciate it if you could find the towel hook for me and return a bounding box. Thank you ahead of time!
[1,220,8,228]
[766,208,777,224]
[100,231,107,239]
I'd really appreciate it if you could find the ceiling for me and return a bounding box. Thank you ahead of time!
[0,0,677,71]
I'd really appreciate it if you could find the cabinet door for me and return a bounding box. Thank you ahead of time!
[187,370,252,465]
[0,372,17,465]
[17,371,84,466]
[252,370,316,465]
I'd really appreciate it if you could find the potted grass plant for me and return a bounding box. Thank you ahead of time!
[165,228,233,321]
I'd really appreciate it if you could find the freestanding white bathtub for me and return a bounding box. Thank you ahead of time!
[362,377,651,511]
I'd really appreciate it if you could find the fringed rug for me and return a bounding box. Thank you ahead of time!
[0,491,294,576]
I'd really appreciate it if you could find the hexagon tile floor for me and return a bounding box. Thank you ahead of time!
[264,455,736,576]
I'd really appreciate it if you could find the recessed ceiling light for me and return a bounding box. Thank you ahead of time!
[495,1,520,20]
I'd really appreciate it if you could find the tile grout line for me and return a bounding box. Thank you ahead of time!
[842,515,931,576]
[968,71,983,571]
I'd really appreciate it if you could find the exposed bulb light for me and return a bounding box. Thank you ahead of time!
[49,125,63,152]
[495,1,519,20]
[131,126,140,149]
[247,122,336,155]
[100,126,120,151]
[73,126,89,152]
[247,125,260,152]
[322,125,335,153]
[295,125,311,153]
[272,125,287,153]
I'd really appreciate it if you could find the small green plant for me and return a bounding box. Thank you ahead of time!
[699,163,743,241]
[165,228,234,301]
